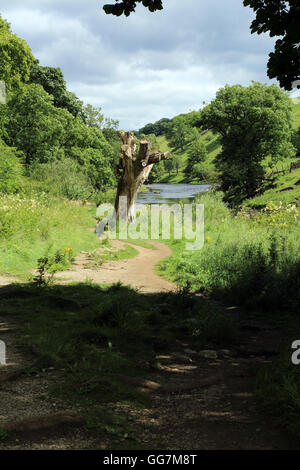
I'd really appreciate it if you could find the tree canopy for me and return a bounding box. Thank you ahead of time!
[0,15,34,92]
[244,0,300,90]
[103,0,162,16]
[198,82,295,204]
[29,62,84,118]
[103,1,299,91]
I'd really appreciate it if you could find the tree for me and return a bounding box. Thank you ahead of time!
[103,0,162,16]
[167,115,190,151]
[83,104,105,128]
[163,158,173,176]
[29,62,84,118]
[185,139,207,175]
[6,84,68,164]
[0,15,34,93]
[292,128,300,156]
[198,82,295,204]
[243,0,300,90]
[172,154,183,174]
[114,131,170,221]
[63,118,116,190]
[139,118,171,136]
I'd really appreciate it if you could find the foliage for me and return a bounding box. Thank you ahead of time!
[163,159,173,176]
[83,103,119,130]
[167,115,190,151]
[0,193,99,277]
[0,139,23,193]
[292,128,300,156]
[199,82,296,204]
[138,118,171,137]
[6,83,116,191]
[244,0,300,90]
[29,62,84,118]
[6,84,69,164]
[28,159,94,200]
[103,0,163,16]
[172,154,184,174]
[64,125,116,191]
[160,191,300,313]
[35,248,74,286]
[0,15,34,92]
[256,344,300,439]
[184,139,207,175]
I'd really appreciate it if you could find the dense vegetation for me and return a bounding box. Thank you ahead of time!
[1,12,300,448]
[0,15,119,205]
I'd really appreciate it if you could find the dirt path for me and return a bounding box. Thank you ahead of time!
[0,241,297,450]
[55,240,176,293]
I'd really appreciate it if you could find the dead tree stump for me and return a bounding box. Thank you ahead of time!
[114,131,171,221]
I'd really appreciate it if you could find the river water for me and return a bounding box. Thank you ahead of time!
[136,183,210,205]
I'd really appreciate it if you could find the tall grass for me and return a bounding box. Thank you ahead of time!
[0,191,100,277]
[159,191,300,312]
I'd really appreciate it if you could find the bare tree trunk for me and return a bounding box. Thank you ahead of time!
[115,131,171,221]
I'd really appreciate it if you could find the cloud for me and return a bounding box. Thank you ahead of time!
[1,0,278,129]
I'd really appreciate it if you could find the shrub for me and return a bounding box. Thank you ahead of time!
[0,139,23,193]
[28,159,94,200]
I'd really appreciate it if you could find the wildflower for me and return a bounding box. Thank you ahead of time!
[205,236,211,243]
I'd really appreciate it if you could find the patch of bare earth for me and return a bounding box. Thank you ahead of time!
[109,316,295,450]
[54,240,176,293]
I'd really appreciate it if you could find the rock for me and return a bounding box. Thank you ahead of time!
[218,349,232,356]
[198,350,218,359]
[183,348,198,355]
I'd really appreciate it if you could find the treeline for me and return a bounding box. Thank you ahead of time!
[137,110,214,183]
[138,84,300,205]
[0,15,120,202]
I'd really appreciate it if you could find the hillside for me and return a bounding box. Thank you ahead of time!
[149,101,300,208]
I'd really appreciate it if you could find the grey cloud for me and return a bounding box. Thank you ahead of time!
[1,0,278,129]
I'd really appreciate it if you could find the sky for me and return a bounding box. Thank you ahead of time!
[0,0,285,130]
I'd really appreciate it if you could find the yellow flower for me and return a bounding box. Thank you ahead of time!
[205,236,211,243]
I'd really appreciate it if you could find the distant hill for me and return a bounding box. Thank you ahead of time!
[141,101,300,201]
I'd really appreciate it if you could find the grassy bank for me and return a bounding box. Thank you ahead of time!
[0,190,101,278]
[157,189,300,439]
[158,191,300,312]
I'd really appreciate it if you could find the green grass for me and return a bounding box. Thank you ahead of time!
[245,168,300,208]
[255,333,300,440]
[0,190,101,278]
[85,241,139,268]
[158,190,300,313]
[153,100,300,188]
[154,133,220,184]
[0,281,238,446]
[292,102,300,129]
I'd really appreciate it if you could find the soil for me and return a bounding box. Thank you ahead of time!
[0,241,298,450]
[54,240,176,293]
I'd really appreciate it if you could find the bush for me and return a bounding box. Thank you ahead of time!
[0,139,23,193]
[28,159,94,200]
[161,192,300,313]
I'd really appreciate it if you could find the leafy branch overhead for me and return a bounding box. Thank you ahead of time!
[243,0,300,90]
[103,0,299,91]
[103,0,163,16]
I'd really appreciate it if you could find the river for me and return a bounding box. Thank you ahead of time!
[136,183,210,205]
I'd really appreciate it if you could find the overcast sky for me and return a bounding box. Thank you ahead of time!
[1,0,282,130]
